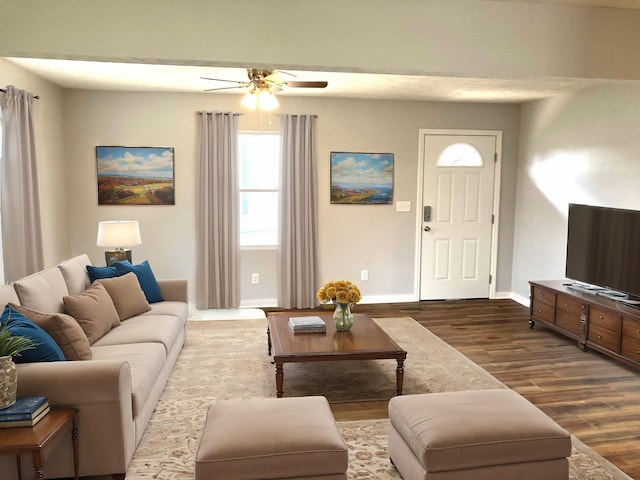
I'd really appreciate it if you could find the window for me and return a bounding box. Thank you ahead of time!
[437,143,483,167]
[238,133,280,247]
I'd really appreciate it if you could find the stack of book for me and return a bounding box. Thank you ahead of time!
[0,396,50,428]
[288,316,327,334]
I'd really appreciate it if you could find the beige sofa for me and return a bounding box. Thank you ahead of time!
[0,254,188,480]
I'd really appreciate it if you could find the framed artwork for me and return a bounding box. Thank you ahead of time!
[330,152,394,204]
[96,146,175,205]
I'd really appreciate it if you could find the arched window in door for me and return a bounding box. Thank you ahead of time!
[437,142,484,167]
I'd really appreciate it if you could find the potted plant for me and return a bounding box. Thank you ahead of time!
[0,321,36,409]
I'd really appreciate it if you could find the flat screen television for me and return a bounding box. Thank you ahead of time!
[566,203,640,300]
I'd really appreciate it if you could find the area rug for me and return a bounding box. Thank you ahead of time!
[124,318,632,479]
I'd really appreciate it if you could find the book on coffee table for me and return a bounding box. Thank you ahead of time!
[288,316,326,333]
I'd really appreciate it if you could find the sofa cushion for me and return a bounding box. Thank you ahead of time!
[91,342,166,418]
[97,272,151,321]
[92,315,185,354]
[0,284,19,307]
[113,260,164,303]
[0,305,66,363]
[142,301,189,319]
[57,254,92,295]
[63,283,120,344]
[86,265,117,283]
[12,267,69,313]
[10,303,92,361]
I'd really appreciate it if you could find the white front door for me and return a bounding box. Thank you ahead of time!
[419,133,498,300]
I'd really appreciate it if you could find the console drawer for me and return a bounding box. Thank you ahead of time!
[588,323,620,352]
[532,286,556,307]
[621,318,640,364]
[589,307,621,333]
[621,335,640,364]
[532,298,555,324]
[555,310,582,335]
[556,294,582,316]
[622,317,640,340]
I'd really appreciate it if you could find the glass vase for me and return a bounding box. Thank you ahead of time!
[333,303,354,331]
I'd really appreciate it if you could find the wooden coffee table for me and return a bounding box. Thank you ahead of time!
[267,312,407,398]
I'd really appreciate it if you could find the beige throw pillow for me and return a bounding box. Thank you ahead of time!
[63,282,120,344]
[10,303,93,361]
[97,272,151,321]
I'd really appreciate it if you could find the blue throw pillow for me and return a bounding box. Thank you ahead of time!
[0,305,66,363]
[86,265,118,283]
[113,260,164,303]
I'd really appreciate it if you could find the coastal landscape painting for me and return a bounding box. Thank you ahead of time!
[330,152,394,204]
[96,146,175,205]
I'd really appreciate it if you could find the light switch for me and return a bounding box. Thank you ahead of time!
[396,201,411,212]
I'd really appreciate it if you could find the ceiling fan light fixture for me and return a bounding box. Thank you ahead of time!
[257,89,279,111]
[241,91,258,110]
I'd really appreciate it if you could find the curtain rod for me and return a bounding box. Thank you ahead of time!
[196,112,317,117]
[0,87,40,99]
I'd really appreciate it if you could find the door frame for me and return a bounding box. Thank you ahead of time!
[414,129,503,299]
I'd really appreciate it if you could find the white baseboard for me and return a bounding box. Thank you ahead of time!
[509,291,530,307]
[236,292,530,309]
[239,298,278,308]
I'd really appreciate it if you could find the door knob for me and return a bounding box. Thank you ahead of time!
[424,226,431,232]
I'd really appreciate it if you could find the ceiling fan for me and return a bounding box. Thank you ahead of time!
[201,68,328,110]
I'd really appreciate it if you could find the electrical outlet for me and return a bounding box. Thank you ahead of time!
[361,270,369,281]
[251,273,260,284]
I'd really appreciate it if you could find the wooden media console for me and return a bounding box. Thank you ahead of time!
[530,280,640,369]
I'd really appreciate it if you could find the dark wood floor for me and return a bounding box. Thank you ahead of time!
[276,299,640,479]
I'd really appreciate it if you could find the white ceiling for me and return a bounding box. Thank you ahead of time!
[6,0,640,104]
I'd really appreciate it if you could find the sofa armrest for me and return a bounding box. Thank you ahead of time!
[158,279,188,303]
[13,360,135,478]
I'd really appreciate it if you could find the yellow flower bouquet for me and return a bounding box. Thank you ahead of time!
[317,280,361,332]
[317,280,362,305]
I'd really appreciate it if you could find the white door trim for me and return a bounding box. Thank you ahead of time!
[414,129,503,299]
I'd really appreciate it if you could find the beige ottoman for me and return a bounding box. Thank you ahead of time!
[388,389,572,480]
[195,396,348,480]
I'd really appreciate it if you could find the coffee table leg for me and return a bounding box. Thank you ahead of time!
[275,361,284,398]
[396,358,405,396]
[267,326,272,356]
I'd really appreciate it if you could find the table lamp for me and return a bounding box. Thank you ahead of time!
[96,220,142,266]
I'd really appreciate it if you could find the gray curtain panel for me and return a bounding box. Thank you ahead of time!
[278,114,318,308]
[196,112,240,309]
[0,86,44,282]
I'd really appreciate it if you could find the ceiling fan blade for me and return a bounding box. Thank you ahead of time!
[265,70,295,83]
[204,85,249,92]
[200,76,249,85]
[285,81,328,88]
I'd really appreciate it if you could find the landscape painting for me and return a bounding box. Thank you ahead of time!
[330,152,394,204]
[96,146,175,205]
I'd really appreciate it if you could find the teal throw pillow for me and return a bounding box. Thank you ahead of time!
[86,265,118,283]
[113,260,164,303]
[0,305,66,363]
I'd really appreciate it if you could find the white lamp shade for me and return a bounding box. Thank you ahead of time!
[97,221,142,247]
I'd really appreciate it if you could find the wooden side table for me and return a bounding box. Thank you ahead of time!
[0,407,79,480]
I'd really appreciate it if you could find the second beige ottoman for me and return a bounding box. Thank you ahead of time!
[388,389,572,480]
[195,396,348,480]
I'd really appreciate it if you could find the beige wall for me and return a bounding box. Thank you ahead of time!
[59,88,520,305]
[3,1,640,82]
[512,84,640,300]
[0,58,70,267]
